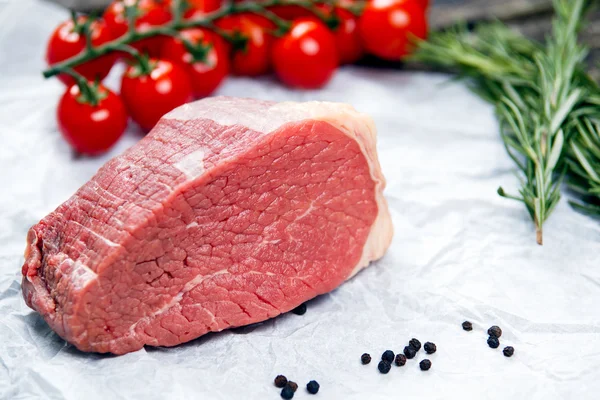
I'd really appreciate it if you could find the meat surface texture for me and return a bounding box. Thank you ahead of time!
[21,96,393,354]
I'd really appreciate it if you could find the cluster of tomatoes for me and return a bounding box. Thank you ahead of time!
[46,0,429,155]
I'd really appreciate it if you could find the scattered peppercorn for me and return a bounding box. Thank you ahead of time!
[281,386,294,399]
[409,338,422,352]
[287,382,298,392]
[292,303,307,315]
[378,360,391,374]
[487,336,500,349]
[403,346,416,359]
[503,346,515,357]
[462,321,473,331]
[361,353,372,364]
[381,350,395,363]
[275,375,288,388]
[488,326,502,338]
[424,342,437,354]
[306,380,320,395]
[394,354,407,366]
[419,359,432,371]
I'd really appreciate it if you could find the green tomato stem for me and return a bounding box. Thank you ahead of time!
[61,69,103,107]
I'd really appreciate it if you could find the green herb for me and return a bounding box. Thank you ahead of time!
[413,0,600,244]
[566,95,600,214]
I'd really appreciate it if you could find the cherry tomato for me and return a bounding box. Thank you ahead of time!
[358,0,427,60]
[216,15,272,76]
[57,83,128,155]
[104,0,172,57]
[332,6,363,64]
[272,2,362,65]
[268,5,315,20]
[182,0,223,19]
[272,18,338,89]
[161,28,229,98]
[243,13,277,30]
[188,0,222,9]
[120,59,193,131]
[46,17,116,86]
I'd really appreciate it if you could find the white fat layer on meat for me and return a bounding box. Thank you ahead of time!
[165,97,393,279]
[174,149,206,179]
[165,98,370,136]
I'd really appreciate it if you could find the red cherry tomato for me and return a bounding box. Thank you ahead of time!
[216,15,272,76]
[272,18,338,89]
[188,0,222,10]
[243,13,277,30]
[161,28,229,98]
[268,5,315,20]
[417,0,430,9]
[273,2,362,65]
[332,6,363,64]
[104,0,172,57]
[120,59,193,131]
[57,84,128,155]
[358,0,427,60]
[46,17,116,86]
[182,0,223,19]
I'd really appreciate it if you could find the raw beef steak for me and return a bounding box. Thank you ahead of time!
[22,97,393,354]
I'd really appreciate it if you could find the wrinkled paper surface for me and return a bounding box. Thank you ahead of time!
[2,1,600,399]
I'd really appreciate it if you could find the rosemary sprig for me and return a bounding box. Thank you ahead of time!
[413,0,599,244]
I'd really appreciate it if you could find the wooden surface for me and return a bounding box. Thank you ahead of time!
[429,0,555,28]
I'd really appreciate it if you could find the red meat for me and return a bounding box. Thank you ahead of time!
[22,97,393,354]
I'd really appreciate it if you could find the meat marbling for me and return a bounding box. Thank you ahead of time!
[22,96,393,354]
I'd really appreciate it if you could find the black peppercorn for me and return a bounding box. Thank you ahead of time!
[281,386,294,399]
[287,382,298,392]
[394,354,407,366]
[381,350,395,363]
[409,338,421,352]
[306,380,320,394]
[403,346,416,359]
[487,336,500,349]
[274,375,288,388]
[488,325,502,338]
[503,346,514,357]
[423,342,436,354]
[462,321,473,331]
[378,360,391,374]
[361,353,371,364]
[292,303,307,315]
[419,359,432,371]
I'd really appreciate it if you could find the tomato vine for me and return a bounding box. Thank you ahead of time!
[43,0,345,79]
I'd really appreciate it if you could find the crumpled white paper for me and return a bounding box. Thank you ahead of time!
[2,1,600,399]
